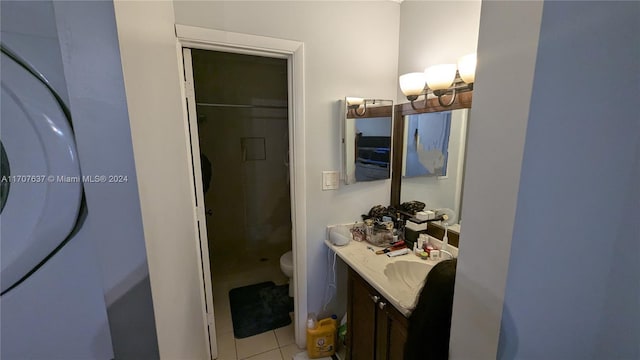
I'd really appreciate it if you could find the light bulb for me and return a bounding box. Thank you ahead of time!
[424,64,457,91]
[399,72,426,99]
[346,97,364,106]
[457,53,477,84]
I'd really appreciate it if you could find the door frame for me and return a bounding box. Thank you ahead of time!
[180,47,218,359]
[175,24,308,351]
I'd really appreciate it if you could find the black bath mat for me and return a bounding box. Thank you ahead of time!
[229,281,293,339]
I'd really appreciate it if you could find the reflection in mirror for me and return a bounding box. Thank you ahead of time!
[343,98,393,185]
[402,111,452,178]
[400,109,468,230]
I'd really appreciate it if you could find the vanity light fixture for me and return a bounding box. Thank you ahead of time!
[346,97,367,116]
[399,73,426,101]
[399,53,477,108]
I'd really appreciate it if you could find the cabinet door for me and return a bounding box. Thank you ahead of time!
[347,268,378,360]
[375,303,388,360]
[375,293,409,360]
[347,268,409,360]
[385,304,409,360]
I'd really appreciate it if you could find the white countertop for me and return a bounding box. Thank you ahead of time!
[325,224,458,317]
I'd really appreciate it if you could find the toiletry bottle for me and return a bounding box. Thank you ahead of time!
[338,314,347,346]
[364,219,374,243]
[396,212,405,242]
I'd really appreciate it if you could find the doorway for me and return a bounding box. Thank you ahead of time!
[184,48,298,359]
[192,50,291,265]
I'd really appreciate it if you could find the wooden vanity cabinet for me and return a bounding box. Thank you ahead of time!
[346,267,409,360]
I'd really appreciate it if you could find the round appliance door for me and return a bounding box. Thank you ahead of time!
[1,51,83,294]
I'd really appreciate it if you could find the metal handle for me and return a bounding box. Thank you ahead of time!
[378,301,387,310]
[370,295,380,304]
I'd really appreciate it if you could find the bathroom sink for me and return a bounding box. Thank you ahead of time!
[384,260,433,292]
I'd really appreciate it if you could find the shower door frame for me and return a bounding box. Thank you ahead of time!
[175,24,308,353]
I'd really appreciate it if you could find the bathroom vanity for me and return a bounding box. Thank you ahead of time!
[347,267,408,360]
[326,228,458,360]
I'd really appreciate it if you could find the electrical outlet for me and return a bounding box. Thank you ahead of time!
[322,171,339,190]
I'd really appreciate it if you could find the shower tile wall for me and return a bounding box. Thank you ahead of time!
[191,50,291,265]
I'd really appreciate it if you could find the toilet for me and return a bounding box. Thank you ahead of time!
[280,251,294,297]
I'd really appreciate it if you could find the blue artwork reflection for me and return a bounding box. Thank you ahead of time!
[405,111,451,178]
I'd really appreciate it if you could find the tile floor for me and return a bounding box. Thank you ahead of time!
[211,249,304,360]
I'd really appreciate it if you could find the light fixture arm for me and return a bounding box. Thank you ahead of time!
[410,98,420,111]
[436,86,457,107]
[355,100,367,116]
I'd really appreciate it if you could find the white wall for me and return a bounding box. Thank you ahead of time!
[113,2,210,359]
[449,2,544,358]
[452,1,640,358]
[396,0,481,221]
[173,0,401,329]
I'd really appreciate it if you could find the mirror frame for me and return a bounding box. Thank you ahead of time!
[343,98,394,185]
[390,92,473,247]
[390,91,473,207]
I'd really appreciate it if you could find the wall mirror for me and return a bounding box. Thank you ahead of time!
[391,93,472,235]
[343,98,394,185]
[401,109,468,229]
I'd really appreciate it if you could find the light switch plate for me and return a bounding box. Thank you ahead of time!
[322,171,339,190]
